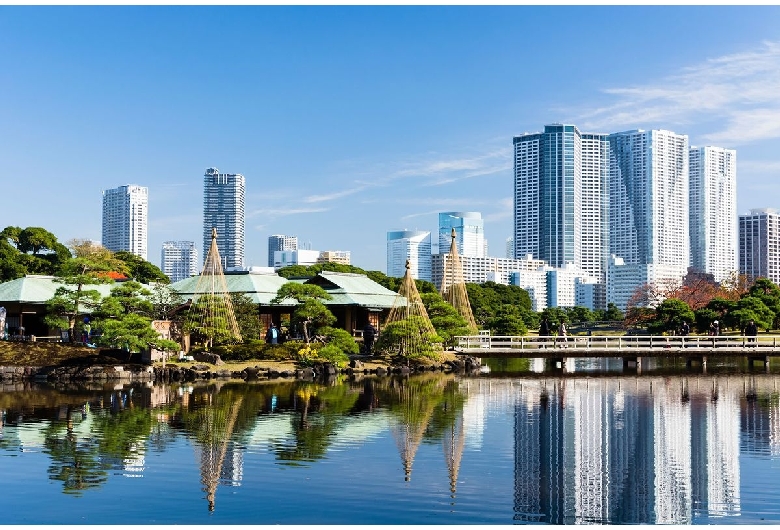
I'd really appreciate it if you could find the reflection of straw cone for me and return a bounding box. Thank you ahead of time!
[390,381,442,482]
[197,396,244,512]
[443,413,466,498]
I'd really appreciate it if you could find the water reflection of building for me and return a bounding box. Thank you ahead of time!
[741,382,780,457]
[690,379,741,518]
[512,377,744,524]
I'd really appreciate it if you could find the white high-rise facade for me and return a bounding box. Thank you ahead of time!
[387,230,432,281]
[689,146,737,283]
[608,129,690,290]
[512,125,717,310]
[203,167,245,270]
[161,241,198,283]
[438,212,486,258]
[739,208,780,284]
[102,184,148,260]
[513,125,609,308]
[268,235,298,267]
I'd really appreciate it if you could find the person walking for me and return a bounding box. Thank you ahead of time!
[558,321,568,348]
[745,319,758,346]
[266,323,279,345]
[539,318,551,349]
[709,320,720,336]
[363,322,377,356]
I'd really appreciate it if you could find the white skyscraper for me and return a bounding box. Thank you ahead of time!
[739,208,780,284]
[102,184,148,260]
[608,129,690,290]
[513,125,610,308]
[203,167,245,270]
[387,230,432,281]
[268,235,298,267]
[161,241,199,283]
[689,146,737,283]
[438,212,486,258]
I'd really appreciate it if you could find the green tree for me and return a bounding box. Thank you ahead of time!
[731,296,775,332]
[148,283,185,321]
[0,226,72,281]
[647,298,695,335]
[184,294,242,348]
[746,278,780,328]
[230,292,263,341]
[44,241,127,341]
[114,251,170,284]
[421,292,471,347]
[374,315,443,360]
[271,283,335,344]
[566,306,594,325]
[605,303,625,322]
[92,281,179,353]
[489,304,529,336]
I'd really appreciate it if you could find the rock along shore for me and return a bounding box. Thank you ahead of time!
[0,356,483,385]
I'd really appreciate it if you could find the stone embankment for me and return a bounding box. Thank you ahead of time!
[0,356,482,384]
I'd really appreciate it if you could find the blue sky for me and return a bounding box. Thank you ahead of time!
[3,6,780,273]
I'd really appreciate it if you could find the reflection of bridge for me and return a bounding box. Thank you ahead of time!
[455,335,780,369]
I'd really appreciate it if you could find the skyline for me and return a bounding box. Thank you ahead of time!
[3,6,780,273]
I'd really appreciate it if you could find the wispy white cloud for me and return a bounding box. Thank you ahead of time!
[303,185,368,204]
[279,144,512,214]
[574,41,780,145]
[248,207,329,218]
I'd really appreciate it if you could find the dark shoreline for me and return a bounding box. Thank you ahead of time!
[0,355,483,385]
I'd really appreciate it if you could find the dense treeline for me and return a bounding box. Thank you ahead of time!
[0,226,169,284]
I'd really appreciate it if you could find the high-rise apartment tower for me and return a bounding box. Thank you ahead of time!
[739,208,780,284]
[689,146,737,283]
[387,230,432,281]
[203,167,245,270]
[513,125,609,308]
[102,184,148,260]
[161,241,199,283]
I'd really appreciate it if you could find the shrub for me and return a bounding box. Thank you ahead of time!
[315,343,350,368]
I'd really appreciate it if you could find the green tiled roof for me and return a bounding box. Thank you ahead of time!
[170,271,296,306]
[308,271,403,309]
[0,275,119,304]
[170,270,404,308]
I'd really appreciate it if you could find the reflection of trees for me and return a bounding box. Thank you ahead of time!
[272,382,360,464]
[43,404,108,495]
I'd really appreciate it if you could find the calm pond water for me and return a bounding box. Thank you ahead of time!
[1,357,779,525]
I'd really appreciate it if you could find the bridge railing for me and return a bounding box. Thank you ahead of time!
[454,334,780,351]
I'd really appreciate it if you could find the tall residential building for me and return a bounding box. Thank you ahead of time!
[102,184,148,260]
[268,235,298,267]
[739,208,780,284]
[438,212,486,258]
[513,125,609,308]
[203,167,245,270]
[506,237,514,259]
[387,230,432,281]
[608,129,690,289]
[161,241,198,283]
[513,125,580,269]
[689,146,737,283]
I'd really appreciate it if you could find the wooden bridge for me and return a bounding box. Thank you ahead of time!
[453,334,780,370]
